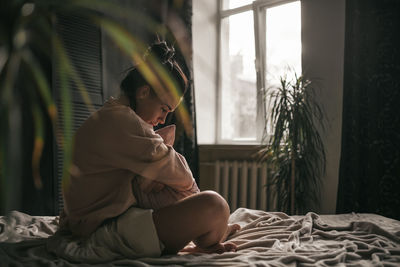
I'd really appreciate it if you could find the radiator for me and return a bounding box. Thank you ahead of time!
[214,160,275,211]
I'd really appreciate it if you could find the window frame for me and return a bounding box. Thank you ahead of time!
[216,0,300,144]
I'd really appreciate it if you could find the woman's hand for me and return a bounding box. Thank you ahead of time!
[155,125,175,146]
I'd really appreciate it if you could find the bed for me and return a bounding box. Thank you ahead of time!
[1,208,400,266]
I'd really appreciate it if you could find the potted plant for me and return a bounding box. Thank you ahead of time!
[257,72,326,215]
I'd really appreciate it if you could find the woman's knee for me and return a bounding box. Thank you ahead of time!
[197,191,230,221]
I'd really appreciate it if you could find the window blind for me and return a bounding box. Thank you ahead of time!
[53,13,103,214]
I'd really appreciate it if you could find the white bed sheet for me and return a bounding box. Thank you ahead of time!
[1,208,400,266]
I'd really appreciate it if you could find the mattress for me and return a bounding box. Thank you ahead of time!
[1,208,400,266]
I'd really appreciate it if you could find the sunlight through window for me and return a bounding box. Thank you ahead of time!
[219,0,301,143]
[220,11,257,141]
[266,1,302,88]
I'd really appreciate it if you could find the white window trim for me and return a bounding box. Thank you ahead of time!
[216,0,299,145]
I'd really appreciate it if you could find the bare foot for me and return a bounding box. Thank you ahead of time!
[180,241,237,254]
[222,223,241,242]
[179,224,241,255]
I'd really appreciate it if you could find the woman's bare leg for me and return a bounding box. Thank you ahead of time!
[152,190,238,254]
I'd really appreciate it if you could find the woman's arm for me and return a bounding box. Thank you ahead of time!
[131,124,200,210]
[108,112,195,191]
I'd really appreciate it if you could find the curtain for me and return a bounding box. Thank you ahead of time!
[157,0,199,183]
[336,0,400,220]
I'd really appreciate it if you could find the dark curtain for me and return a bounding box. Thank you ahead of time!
[170,1,199,184]
[0,2,55,215]
[337,0,400,220]
[155,0,199,183]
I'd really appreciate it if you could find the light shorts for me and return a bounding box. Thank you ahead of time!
[47,207,164,263]
[112,206,165,258]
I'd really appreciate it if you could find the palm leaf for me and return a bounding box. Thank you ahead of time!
[22,49,56,122]
[258,71,326,214]
[52,37,73,191]
[31,102,45,189]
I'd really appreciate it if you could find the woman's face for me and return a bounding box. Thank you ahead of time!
[135,86,173,127]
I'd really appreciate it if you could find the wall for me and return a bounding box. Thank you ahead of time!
[193,0,218,144]
[102,0,164,100]
[301,0,345,214]
[193,0,345,214]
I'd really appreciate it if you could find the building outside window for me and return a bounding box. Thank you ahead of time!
[218,0,301,143]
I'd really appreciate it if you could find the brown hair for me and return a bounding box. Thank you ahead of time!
[120,41,188,110]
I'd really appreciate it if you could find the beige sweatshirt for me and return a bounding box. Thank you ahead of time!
[61,97,197,237]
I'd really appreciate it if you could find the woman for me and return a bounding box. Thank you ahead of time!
[59,41,239,260]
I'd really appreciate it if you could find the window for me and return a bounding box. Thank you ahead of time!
[218,0,301,143]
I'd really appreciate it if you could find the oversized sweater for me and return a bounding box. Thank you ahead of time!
[61,97,198,237]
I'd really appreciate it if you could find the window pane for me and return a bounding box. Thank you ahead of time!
[222,0,253,10]
[266,1,302,88]
[220,11,257,141]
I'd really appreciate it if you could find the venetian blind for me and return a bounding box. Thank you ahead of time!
[53,14,103,214]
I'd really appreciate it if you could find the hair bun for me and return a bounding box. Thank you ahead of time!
[146,41,175,65]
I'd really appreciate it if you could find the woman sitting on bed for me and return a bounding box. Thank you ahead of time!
[60,41,240,259]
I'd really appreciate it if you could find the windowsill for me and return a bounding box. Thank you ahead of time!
[215,140,261,145]
[199,143,262,148]
[198,144,264,162]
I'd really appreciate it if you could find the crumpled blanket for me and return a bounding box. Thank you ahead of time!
[1,208,400,266]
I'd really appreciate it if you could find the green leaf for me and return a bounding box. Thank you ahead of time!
[31,102,44,189]
[258,70,326,214]
[53,37,73,192]
[22,49,56,122]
